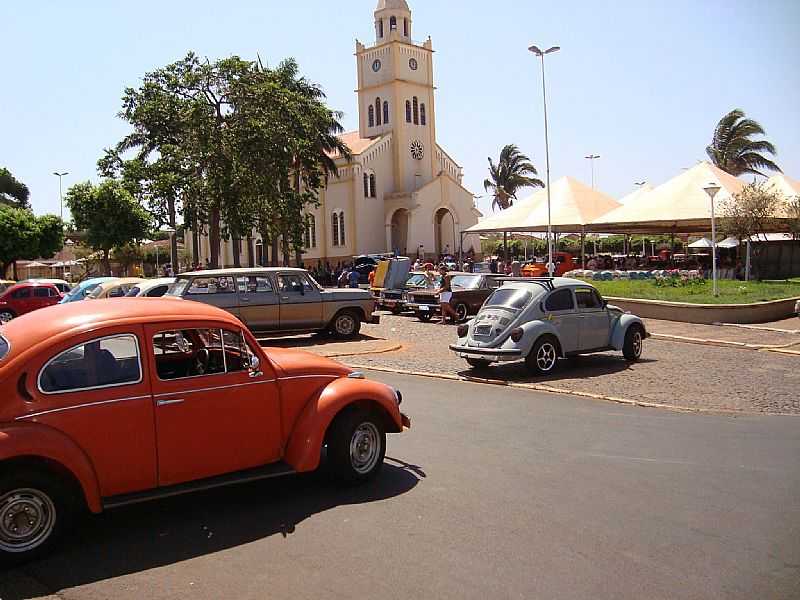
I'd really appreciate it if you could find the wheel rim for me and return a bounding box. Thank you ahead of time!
[0,488,57,553]
[632,331,642,357]
[336,314,356,336]
[0,312,13,323]
[349,422,381,474]
[455,304,468,321]
[536,342,557,371]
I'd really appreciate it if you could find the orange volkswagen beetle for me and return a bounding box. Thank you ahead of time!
[0,299,409,562]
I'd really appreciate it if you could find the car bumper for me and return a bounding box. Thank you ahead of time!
[407,302,440,314]
[401,412,411,429]
[370,312,381,324]
[448,344,523,362]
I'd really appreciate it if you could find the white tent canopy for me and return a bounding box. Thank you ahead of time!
[618,183,653,205]
[466,176,620,234]
[688,237,713,248]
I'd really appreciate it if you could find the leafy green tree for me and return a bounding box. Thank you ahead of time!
[0,206,63,278]
[706,109,781,177]
[0,168,31,209]
[786,195,800,240]
[65,180,152,275]
[483,144,543,211]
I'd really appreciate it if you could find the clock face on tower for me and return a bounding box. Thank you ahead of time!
[410,140,424,160]
[372,59,382,72]
[409,58,418,71]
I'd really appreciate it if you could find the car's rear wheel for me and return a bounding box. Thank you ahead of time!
[623,324,644,361]
[525,336,559,375]
[0,471,74,565]
[417,311,432,322]
[466,357,491,370]
[0,311,15,324]
[325,408,386,484]
[330,311,361,340]
[454,303,469,323]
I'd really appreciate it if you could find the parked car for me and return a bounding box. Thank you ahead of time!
[0,282,63,323]
[86,278,143,299]
[0,298,409,562]
[166,268,380,339]
[795,299,800,320]
[406,272,505,322]
[124,277,176,298]
[521,252,577,277]
[58,277,117,303]
[450,278,648,373]
[20,279,73,294]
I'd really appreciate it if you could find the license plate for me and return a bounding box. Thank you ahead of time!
[475,325,492,335]
[419,305,429,311]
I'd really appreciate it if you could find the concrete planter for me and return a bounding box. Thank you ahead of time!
[606,296,800,325]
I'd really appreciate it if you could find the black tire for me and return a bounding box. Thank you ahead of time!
[623,324,644,361]
[391,305,402,315]
[325,408,386,484]
[525,335,560,375]
[466,357,491,370]
[0,310,15,324]
[0,469,76,565]
[330,311,362,340]
[453,303,469,323]
[417,311,433,322]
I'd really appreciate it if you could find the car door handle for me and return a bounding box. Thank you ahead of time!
[157,398,185,407]
[240,297,250,302]
[281,296,290,301]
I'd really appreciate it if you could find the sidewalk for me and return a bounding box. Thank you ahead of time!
[643,317,800,348]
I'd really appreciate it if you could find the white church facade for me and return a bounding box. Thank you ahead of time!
[195,0,481,267]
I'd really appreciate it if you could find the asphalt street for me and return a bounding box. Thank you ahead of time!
[2,372,799,599]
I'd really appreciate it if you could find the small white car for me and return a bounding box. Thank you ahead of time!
[124,277,176,298]
[450,277,649,374]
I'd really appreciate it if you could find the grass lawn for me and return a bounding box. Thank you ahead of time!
[592,278,800,305]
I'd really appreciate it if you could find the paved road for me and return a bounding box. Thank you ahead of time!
[2,372,799,599]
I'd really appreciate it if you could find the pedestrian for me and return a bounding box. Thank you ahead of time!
[436,265,459,324]
[368,268,376,287]
[348,267,360,288]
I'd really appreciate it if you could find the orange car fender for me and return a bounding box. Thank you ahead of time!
[0,422,102,513]
[283,377,403,473]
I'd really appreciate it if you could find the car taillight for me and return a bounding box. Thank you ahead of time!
[457,324,469,337]
[510,328,524,342]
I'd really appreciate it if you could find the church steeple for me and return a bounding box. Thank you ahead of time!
[374,0,412,42]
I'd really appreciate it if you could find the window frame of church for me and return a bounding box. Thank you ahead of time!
[332,212,340,247]
[420,103,426,126]
[403,18,408,37]
[363,173,369,197]
[375,97,381,126]
[339,212,346,246]
[390,16,397,30]
[405,100,412,123]
[412,96,419,125]
[383,100,389,125]
[369,173,376,198]
[305,215,316,249]
[368,105,374,128]
[378,19,384,38]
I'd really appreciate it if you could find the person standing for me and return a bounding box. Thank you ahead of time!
[348,267,360,288]
[436,265,459,324]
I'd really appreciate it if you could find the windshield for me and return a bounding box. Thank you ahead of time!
[451,275,481,290]
[166,278,191,297]
[486,288,534,310]
[0,333,9,361]
[406,274,431,288]
[61,282,99,303]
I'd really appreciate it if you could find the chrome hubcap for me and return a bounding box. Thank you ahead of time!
[0,488,56,553]
[456,305,467,320]
[536,342,557,371]
[0,312,13,323]
[350,422,381,474]
[633,332,642,357]
[336,315,356,335]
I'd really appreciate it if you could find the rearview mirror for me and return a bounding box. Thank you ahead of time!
[249,354,262,377]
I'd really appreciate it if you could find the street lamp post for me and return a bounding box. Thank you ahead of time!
[703,183,721,297]
[584,154,600,189]
[528,44,560,277]
[52,171,69,223]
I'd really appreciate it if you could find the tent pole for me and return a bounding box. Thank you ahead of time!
[503,231,508,264]
[580,228,586,269]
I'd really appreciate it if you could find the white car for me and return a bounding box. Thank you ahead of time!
[795,299,800,320]
[124,277,176,298]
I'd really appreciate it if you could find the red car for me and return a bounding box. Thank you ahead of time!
[0,298,409,562]
[0,282,63,323]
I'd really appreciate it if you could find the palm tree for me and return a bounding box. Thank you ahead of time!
[483,144,544,210]
[706,109,782,177]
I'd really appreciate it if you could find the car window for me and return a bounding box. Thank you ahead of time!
[486,288,533,310]
[278,274,313,293]
[450,275,481,289]
[34,287,50,298]
[576,289,603,310]
[146,285,168,297]
[0,334,9,361]
[186,276,236,295]
[126,286,141,297]
[544,288,575,312]
[11,287,31,299]
[166,278,190,297]
[237,275,274,294]
[108,285,128,298]
[154,328,256,380]
[39,334,142,394]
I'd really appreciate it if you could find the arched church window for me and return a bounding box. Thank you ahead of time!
[332,212,340,247]
[375,97,381,126]
[404,18,408,37]
[369,174,376,198]
[378,19,384,38]
[390,16,397,30]
[339,212,346,246]
[412,96,419,125]
[363,173,369,197]
[383,101,389,125]
[368,105,375,128]
[420,103,426,126]
[405,100,412,123]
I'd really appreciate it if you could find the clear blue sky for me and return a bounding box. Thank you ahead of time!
[2,0,799,220]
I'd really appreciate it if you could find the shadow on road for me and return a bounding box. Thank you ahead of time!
[0,461,421,600]
[458,353,657,384]
[256,332,383,349]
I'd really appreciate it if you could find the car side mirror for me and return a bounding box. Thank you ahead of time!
[249,354,262,377]
[602,299,608,308]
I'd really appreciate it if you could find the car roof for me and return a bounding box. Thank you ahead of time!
[3,281,58,292]
[500,277,595,290]
[134,277,175,289]
[97,277,143,289]
[76,277,116,288]
[178,267,306,277]
[0,298,242,367]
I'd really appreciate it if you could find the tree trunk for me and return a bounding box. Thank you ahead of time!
[209,207,221,269]
[295,249,302,267]
[232,236,241,268]
[102,249,111,276]
[168,196,179,273]
[282,238,290,267]
[246,235,255,267]
[271,237,279,267]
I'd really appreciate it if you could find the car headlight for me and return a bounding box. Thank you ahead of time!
[510,328,524,342]
[392,387,402,405]
[402,292,409,302]
[457,324,469,337]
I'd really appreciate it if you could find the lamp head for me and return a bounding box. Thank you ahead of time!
[528,45,543,56]
[703,184,721,199]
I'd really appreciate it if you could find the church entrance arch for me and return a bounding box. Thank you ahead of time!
[434,207,456,257]
[390,209,410,256]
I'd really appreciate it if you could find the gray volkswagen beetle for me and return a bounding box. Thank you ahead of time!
[449,277,648,374]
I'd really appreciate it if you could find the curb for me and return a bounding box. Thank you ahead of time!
[712,322,800,335]
[323,343,403,358]
[345,363,800,416]
[650,332,800,352]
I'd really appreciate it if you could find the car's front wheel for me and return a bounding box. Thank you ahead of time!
[622,324,644,361]
[0,310,15,324]
[0,471,74,565]
[330,311,362,340]
[525,335,559,375]
[326,408,386,483]
[417,311,432,322]
[453,303,469,323]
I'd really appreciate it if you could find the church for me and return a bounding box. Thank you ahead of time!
[194,0,481,267]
